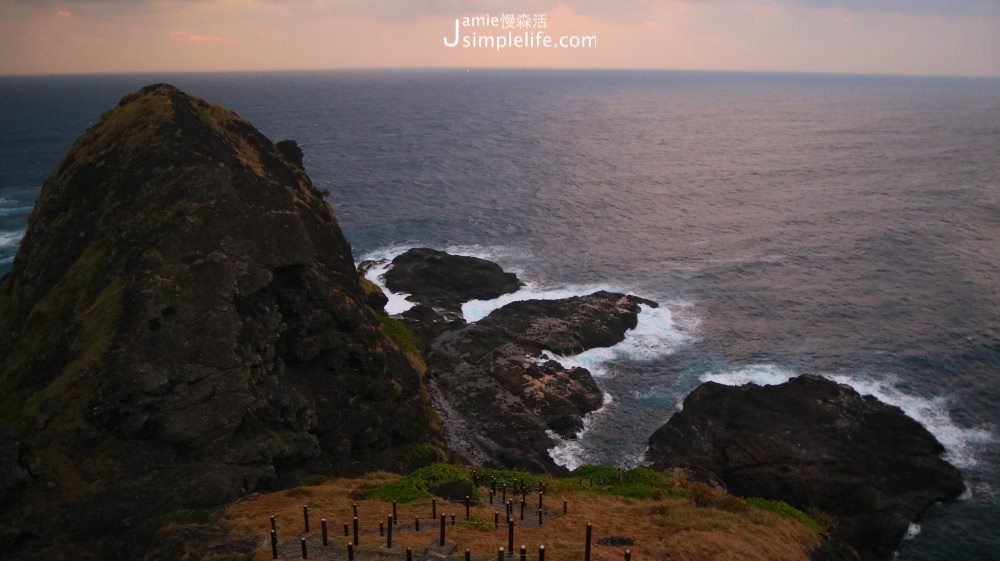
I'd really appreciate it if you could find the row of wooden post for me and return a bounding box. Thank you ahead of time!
[272,497,622,561]
[272,522,630,561]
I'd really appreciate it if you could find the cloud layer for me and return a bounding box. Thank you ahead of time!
[1,0,998,76]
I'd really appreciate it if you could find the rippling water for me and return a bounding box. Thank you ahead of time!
[1,70,998,559]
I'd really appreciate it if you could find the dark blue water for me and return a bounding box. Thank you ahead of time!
[1,70,998,559]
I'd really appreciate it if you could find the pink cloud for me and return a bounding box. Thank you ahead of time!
[57,10,71,17]
[169,31,238,46]
[71,36,108,45]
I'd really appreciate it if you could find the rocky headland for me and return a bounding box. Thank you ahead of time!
[0,84,443,560]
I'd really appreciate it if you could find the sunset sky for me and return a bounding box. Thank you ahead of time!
[2,0,999,77]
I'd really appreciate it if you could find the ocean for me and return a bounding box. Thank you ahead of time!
[0,69,997,559]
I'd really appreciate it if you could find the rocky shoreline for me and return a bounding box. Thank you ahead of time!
[362,248,657,473]
[0,85,965,561]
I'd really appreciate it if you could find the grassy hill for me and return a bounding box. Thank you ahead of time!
[215,464,825,560]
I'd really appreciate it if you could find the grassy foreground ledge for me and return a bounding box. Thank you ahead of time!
[217,464,825,561]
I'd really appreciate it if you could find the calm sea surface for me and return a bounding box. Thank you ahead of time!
[1,70,997,559]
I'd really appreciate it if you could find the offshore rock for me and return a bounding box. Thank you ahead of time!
[647,375,964,561]
[383,247,522,312]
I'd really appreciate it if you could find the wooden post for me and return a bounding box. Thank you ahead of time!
[270,530,278,559]
[451,514,456,526]
[393,500,398,525]
[624,548,632,561]
[353,503,358,517]
[300,537,308,559]
[492,478,497,495]
[537,509,543,526]
[465,549,471,561]
[498,547,505,561]
[520,499,525,521]
[489,490,494,505]
[465,495,471,519]
[507,517,514,553]
[343,523,349,537]
[520,545,527,561]
[439,514,446,546]
[538,492,543,511]
[433,498,437,519]
[387,514,393,548]
[347,542,354,561]
[563,500,568,515]
[353,516,359,546]
[494,511,499,529]
[270,515,277,532]
[406,547,413,561]
[303,505,310,533]
[321,518,328,546]
[539,545,545,561]
[415,517,420,531]
[379,521,384,537]
[585,522,593,561]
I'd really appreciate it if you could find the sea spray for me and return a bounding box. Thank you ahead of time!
[547,392,613,470]
[357,246,417,315]
[541,304,691,378]
[0,230,25,249]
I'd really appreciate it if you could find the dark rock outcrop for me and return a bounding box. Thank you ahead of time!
[646,375,964,561]
[382,248,522,312]
[0,84,442,560]
[418,287,657,472]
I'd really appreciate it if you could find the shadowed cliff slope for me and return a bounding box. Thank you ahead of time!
[0,84,443,560]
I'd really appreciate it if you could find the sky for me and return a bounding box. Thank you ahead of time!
[1,0,999,77]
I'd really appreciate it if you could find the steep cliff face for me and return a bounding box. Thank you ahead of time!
[0,84,443,560]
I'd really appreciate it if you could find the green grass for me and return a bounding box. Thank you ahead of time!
[471,467,542,489]
[376,313,420,356]
[569,465,684,499]
[457,515,494,531]
[365,463,474,503]
[744,497,824,533]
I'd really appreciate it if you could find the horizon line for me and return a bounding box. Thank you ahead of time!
[2,66,999,81]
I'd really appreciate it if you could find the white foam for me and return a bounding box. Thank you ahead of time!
[356,246,417,315]
[542,304,691,378]
[0,206,32,217]
[0,230,24,249]
[357,244,530,317]
[462,281,619,323]
[699,364,995,469]
[904,522,921,541]
[544,304,694,467]
[547,391,613,470]
[700,363,799,387]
